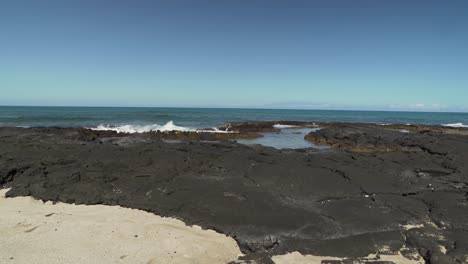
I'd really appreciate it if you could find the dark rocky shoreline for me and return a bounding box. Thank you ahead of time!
[1,123,468,264]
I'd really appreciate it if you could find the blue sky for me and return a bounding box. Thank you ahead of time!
[1,0,468,112]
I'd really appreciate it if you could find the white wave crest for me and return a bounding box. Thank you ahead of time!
[443,123,468,128]
[199,127,233,133]
[90,121,195,133]
[273,124,298,129]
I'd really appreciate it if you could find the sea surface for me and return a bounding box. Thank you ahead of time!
[1,106,467,129]
[1,106,467,149]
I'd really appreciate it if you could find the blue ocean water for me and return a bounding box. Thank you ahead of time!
[1,106,467,129]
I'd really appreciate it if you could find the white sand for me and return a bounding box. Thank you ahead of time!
[272,251,424,264]
[272,252,343,264]
[401,223,424,230]
[0,189,241,264]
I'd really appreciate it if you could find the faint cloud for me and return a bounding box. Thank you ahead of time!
[228,101,468,113]
[386,103,453,112]
[264,101,348,110]
[414,103,425,108]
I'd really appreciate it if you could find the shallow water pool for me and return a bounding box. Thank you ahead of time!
[236,128,330,149]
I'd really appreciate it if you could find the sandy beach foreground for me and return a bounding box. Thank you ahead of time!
[0,188,241,264]
[1,123,467,263]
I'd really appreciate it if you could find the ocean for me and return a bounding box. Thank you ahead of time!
[1,106,467,130]
[1,106,467,149]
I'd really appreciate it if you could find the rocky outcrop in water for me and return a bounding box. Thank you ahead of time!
[71,127,263,141]
[219,121,318,133]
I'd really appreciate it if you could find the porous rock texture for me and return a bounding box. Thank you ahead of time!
[1,124,468,263]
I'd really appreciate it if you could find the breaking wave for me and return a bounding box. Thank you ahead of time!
[90,121,195,133]
[273,124,299,129]
[443,123,468,128]
[89,121,234,134]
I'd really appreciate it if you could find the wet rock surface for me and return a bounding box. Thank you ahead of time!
[1,124,468,263]
[305,123,467,153]
[73,127,263,141]
[219,121,318,133]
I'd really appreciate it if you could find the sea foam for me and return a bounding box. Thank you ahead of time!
[273,124,299,129]
[443,123,468,128]
[91,121,195,133]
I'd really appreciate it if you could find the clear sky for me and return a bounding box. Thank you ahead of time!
[1,0,468,111]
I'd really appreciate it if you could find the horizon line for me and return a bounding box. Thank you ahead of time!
[1,104,468,114]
